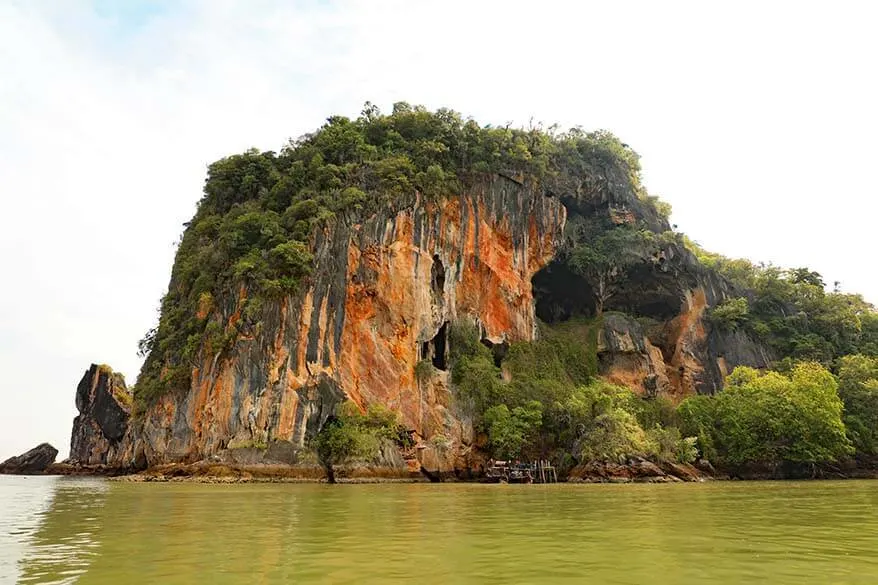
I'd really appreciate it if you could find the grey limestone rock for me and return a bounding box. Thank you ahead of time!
[0,443,58,474]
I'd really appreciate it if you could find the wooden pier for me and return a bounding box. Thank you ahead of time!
[485,459,558,484]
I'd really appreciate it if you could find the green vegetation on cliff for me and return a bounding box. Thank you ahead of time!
[309,403,406,483]
[695,247,878,365]
[136,102,662,406]
[451,315,870,475]
[135,102,878,478]
[567,222,677,315]
[450,319,697,472]
[836,355,878,457]
[678,364,852,468]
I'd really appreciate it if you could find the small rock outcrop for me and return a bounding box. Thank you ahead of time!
[0,443,58,474]
[598,312,670,397]
[568,456,705,483]
[69,364,133,465]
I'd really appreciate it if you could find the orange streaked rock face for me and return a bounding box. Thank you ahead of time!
[596,285,757,402]
[663,287,710,398]
[122,177,565,468]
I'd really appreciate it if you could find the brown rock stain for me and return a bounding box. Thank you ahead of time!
[664,288,709,398]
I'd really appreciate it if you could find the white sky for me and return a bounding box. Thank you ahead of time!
[1,0,876,461]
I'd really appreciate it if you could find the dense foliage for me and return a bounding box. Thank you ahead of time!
[678,364,852,469]
[309,402,406,483]
[449,319,696,472]
[682,247,878,472]
[836,355,878,457]
[449,307,878,475]
[135,103,656,406]
[451,316,873,474]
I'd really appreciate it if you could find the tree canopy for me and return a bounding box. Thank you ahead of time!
[837,354,878,457]
[679,363,852,468]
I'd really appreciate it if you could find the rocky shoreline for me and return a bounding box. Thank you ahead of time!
[7,448,877,484]
[5,362,877,485]
[8,433,878,484]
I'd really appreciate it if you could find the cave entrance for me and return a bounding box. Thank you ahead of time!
[603,264,683,320]
[531,260,597,323]
[421,322,448,370]
[432,322,447,370]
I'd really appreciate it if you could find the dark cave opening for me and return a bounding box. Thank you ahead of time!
[432,322,447,370]
[531,260,597,323]
[601,264,683,321]
[431,254,446,294]
[627,299,681,321]
[421,322,448,370]
[532,259,684,324]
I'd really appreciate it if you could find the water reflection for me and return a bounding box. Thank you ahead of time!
[1,476,57,583]
[3,478,878,584]
[0,477,107,584]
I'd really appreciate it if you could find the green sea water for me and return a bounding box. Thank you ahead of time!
[1,476,877,584]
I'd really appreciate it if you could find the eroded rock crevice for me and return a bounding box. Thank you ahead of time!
[529,225,771,400]
[431,254,446,295]
[422,322,448,370]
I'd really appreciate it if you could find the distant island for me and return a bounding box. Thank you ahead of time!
[5,103,877,483]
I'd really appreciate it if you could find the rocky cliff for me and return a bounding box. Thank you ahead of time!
[73,108,773,475]
[97,180,767,473]
[117,177,566,472]
[69,364,133,466]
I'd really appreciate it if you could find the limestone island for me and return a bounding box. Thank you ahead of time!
[5,104,878,483]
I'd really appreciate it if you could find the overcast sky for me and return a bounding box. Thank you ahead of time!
[1,0,876,461]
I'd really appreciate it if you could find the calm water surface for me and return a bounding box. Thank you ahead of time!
[1,476,877,584]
